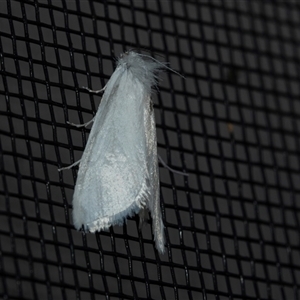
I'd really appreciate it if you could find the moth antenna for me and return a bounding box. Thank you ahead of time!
[136,53,185,79]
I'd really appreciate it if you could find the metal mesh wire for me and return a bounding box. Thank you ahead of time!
[1,1,300,299]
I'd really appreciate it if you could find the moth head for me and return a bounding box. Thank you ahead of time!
[120,51,130,59]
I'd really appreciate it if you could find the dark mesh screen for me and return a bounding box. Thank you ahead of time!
[1,1,300,299]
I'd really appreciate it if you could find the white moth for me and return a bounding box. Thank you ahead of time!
[59,50,187,254]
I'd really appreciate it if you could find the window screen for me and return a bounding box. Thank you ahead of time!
[1,1,300,299]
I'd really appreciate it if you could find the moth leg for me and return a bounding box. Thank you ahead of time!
[66,84,106,128]
[67,118,94,128]
[69,84,107,127]
[158,154,189,177]
[58,159,81,172]
[82,84,107,94]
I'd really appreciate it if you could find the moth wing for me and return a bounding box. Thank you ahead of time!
[72,68,159,235]
[143,100,165,253]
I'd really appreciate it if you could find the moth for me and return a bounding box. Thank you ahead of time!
[59,50,187,254]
